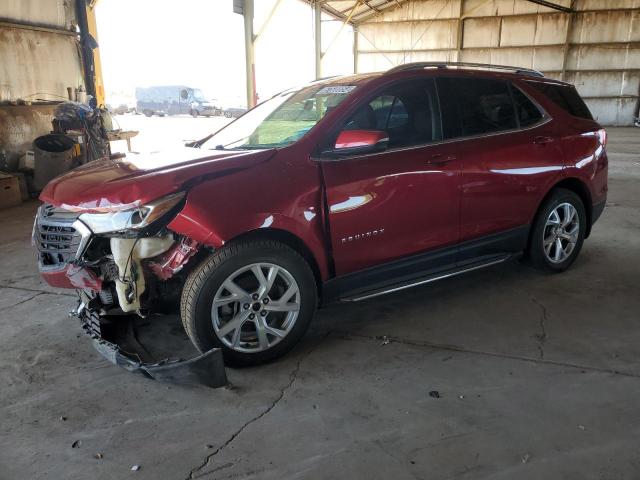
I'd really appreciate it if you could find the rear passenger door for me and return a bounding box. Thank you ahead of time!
[436,76,565,262]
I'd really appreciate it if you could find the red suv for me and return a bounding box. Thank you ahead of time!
[35,62,608,366]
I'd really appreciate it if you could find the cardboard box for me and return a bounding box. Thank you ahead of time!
[0,171,22,209]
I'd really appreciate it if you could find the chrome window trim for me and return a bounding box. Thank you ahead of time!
[316,79,551,162]
[318,116,552,162]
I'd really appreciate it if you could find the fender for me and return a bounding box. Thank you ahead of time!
[167,149,332,280]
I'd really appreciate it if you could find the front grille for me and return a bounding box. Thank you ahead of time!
[34,204,83,266]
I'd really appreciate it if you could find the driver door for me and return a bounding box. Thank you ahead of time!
[320,78,462,277]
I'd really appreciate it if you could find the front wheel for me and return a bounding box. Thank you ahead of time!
[527,188,587,272]
[181,240,317,366]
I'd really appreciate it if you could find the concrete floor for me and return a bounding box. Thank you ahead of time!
[1,128,639,480]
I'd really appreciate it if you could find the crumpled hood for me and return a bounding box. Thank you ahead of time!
[40,147,276,211]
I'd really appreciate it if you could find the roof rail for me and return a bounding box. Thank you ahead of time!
[386,62,545,78]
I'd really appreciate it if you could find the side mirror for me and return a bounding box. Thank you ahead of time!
[324,130,389,158]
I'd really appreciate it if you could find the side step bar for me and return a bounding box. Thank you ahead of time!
[341,255,512,302]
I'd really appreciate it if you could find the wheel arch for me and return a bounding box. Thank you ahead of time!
[530,177,594,249]
[227,228,325,298]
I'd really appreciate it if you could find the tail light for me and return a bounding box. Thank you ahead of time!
[597,128,607,147]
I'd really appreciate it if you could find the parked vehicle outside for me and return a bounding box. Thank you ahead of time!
[135,85,220,117]
[223,106,248,118]
[35,63,607,369]
[106,103,135,115]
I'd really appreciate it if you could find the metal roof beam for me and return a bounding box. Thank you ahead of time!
[302,1,353,23]
[525,0,573,13]
[352,0,409,24]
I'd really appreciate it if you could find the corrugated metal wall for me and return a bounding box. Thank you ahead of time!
[356,0,640,125]
[0,0,84,168]
[0,0,83,102]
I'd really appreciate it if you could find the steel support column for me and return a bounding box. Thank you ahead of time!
[353,26,359,74]
[243,0,256,108]
[560,0,577,82]
[75,0,95,100]
[314,1,322,79]
[456,0,465,61]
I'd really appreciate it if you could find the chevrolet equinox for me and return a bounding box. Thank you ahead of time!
[35,62,608,366]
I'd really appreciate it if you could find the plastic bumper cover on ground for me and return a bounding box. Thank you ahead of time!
[77,298,227,388]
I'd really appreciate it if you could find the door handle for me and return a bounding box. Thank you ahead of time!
[429,154,456,165]
[533,136,554,145]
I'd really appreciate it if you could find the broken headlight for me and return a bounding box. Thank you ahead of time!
[79,192,185,234]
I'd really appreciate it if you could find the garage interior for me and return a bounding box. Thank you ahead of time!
[1,1,640,479]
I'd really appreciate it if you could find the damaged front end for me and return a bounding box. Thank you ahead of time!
[33,195,227,388]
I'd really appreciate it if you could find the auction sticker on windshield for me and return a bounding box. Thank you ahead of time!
[316,86,357,95]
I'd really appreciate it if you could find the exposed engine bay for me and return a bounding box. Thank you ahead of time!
[33,198,227,387]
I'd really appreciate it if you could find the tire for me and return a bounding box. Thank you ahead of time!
[143,110,153,117]
[527,188,587,273]
[181,240,317,366]
[191,109,199,117]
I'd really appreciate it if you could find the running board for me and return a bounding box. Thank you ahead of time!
[341,255,513,302]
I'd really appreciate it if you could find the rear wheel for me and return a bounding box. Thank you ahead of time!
[181,240,317,366]
[528,188,587,272]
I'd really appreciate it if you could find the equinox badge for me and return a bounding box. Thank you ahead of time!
[341,228,385,244]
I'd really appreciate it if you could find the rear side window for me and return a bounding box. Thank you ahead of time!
[511,86,543,128]
[437,77,517,138]
[527,81,593,120]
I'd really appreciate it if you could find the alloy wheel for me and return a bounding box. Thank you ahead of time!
[211,263,301,353]
[543,202,580,264]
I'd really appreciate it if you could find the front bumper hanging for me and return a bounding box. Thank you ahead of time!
[75,294,227,388]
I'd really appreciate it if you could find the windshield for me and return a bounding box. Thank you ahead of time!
[192,88,206,102]
[200,84,356,150]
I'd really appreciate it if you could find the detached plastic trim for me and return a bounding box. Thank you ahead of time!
[78,302,227,388]
[92,338,227,388]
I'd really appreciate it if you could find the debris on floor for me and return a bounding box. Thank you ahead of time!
[94,453,103,460]
[429,390,440,399]
[71,440,81,449]
[380,335,390,345]
[131,465,141,471]
[522,453,531,463]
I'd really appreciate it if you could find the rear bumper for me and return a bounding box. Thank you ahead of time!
[592,200,606,225]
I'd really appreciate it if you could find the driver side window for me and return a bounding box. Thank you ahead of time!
[342,79,441,149]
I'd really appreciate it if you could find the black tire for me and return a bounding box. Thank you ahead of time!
[191,109,199,117]
[143,110,153,117]
[527,188,587,273]
[181,240,317,366]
